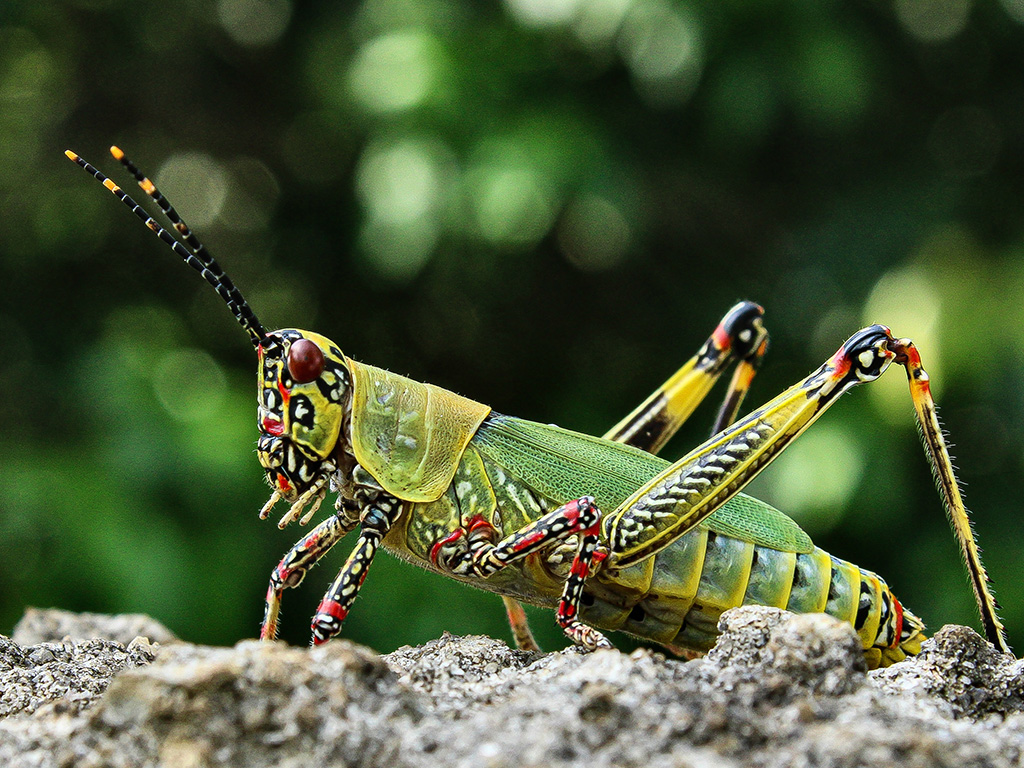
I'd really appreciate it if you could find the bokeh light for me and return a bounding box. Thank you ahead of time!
[618,0,703,106]
[558,193,632,271]
[895,0,972,43]
[863,265,943,423]
[504,0,583,28]
[153,348,228,422]
[356,134,449,279]
[217,0,293,47]
[348,29,445,114]
[154,153,230,230]
[467,162,557,248]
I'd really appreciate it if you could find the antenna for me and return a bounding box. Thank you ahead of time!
[65,148,268,348]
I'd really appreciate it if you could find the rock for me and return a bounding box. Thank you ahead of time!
[85,640,415,768]
[702,605,867,699]
[12,608,178,646]
[871,623,1024,719]
[1,606,1022,768]
[0,633,157,718]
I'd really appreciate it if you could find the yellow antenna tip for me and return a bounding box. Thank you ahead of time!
[110,146,124,160]
[65,150,79,161]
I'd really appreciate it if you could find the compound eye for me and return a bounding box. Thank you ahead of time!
[287,338,325,383]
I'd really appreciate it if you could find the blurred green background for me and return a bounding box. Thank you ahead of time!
[2,0,1024,655]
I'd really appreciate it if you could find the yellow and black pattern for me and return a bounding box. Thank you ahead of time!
[605,302,767,454]
[584,534,925,667]
[255,329,350,502]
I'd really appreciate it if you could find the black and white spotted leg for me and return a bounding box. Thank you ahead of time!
[261,511,356,641]
[310,492,403,645]
[466,496,611,650]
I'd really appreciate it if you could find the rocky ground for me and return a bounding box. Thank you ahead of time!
[1,606,1023,767]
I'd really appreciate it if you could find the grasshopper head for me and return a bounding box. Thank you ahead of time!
[256,329,350,500]
[66,148,354,509]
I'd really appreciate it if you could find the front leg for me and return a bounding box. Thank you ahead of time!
[261,507,357,641]
[310,491,404,645]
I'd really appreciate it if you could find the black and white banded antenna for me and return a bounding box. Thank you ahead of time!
[66,147,269,348]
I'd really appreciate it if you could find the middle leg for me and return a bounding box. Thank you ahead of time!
[436,496,610,649]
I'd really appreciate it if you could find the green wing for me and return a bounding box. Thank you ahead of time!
[472,414,813,555]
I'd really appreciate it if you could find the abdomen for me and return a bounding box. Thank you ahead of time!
[581,527,926,668]
[384,442,926,668]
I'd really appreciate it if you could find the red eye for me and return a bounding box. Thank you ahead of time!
[287,339,325,383]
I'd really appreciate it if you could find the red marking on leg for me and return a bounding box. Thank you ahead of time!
[567,497,594,516]
[260,621,277,641]
[262,417,284,435]
[316,598,348,623]
[356,563,371,588]
[557,602,576,622]
[261,585,280,640]
[897,343,921,368]
[310,599,349,646]
[505,598,529,626]
[890,596,905,649]
[513,530,547,552]
[558,498,598,529]
[430,529,464,565]
[828,348,852,379]
[897,344,933,390]
[261,601,277,633]
[276,474,292,493]
[273,562,290,583]
[272,557,305,590]
[570,559,591,579]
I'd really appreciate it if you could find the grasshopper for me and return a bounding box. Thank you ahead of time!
[67,147,1010,668]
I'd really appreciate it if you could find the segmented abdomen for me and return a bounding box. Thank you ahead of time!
[583,527,926,668]
[386,442,926,669]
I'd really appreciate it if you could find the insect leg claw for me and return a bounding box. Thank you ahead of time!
[299,494,325,526]
[563,622,613,650]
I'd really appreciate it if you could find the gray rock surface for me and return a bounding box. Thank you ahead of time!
[12,608,178,647]
[1,606,1023,767]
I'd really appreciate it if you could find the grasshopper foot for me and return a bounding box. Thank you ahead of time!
[311,600,346,646]
[563,621,613,650]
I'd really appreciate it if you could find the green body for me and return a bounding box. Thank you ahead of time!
[381,413,895,653]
